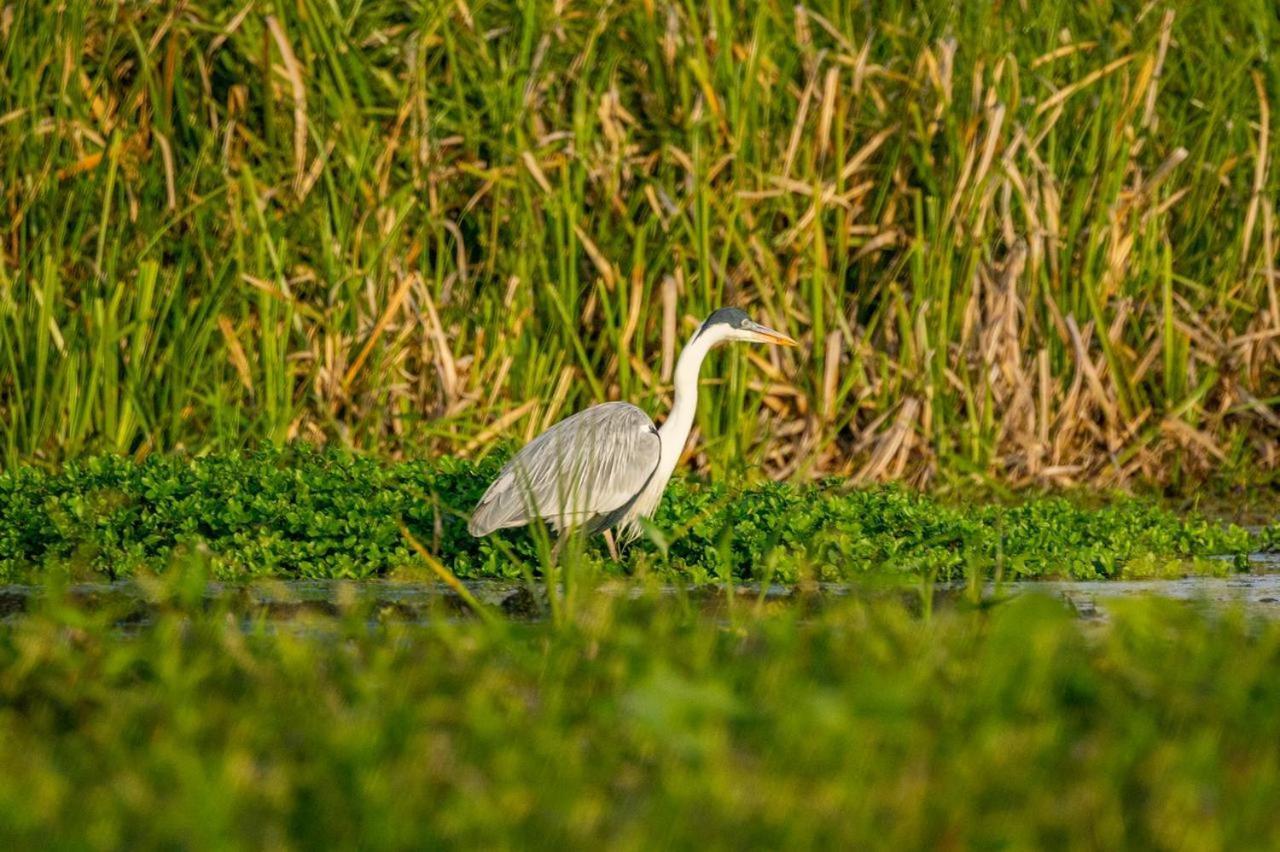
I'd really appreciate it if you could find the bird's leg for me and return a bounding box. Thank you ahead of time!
[602,528,620,562]
[550,534,566,564]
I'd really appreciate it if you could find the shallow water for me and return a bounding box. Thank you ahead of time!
[1,552,1276,626]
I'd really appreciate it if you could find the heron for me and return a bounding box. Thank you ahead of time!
[468,307,797,559]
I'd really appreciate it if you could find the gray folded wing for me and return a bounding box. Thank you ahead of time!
[468,402,662,536]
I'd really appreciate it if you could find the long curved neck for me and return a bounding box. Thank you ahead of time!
[655,330,715,486]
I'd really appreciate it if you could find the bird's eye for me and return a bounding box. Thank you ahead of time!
[739,319,750,328]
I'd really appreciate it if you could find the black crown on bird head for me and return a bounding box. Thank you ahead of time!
[698,307,751,335]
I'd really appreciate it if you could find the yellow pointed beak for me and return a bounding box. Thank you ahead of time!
[748,322,798,347]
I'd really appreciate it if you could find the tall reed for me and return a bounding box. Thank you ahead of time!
[1,1,1276,489]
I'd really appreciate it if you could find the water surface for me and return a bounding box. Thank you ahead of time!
[1,552,1275,625]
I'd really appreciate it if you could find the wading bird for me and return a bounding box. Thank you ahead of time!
[468,308,797,558]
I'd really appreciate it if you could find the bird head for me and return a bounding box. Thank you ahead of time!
[695,307,797,348]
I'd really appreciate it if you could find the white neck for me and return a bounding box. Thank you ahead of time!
[654,328,718,488]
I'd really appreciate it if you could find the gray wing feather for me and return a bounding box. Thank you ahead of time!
[468,402,661,536]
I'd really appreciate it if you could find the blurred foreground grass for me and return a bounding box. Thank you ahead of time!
[1,565,1278,848]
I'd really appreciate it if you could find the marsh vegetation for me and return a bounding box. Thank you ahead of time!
[1,449,1274,583]
[1,0,1277,489]
[1,1,1278,846]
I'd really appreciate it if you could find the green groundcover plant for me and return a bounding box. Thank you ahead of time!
[0,448,1271,583]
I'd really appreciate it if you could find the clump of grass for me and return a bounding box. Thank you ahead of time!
[0,1,1277,489]
[0,449,1268,583]
[1,564,1279,848]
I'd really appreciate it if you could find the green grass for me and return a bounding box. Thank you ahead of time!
[1,566,1279,848]
[1,0,1277,489]
[1,448,1270,583]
